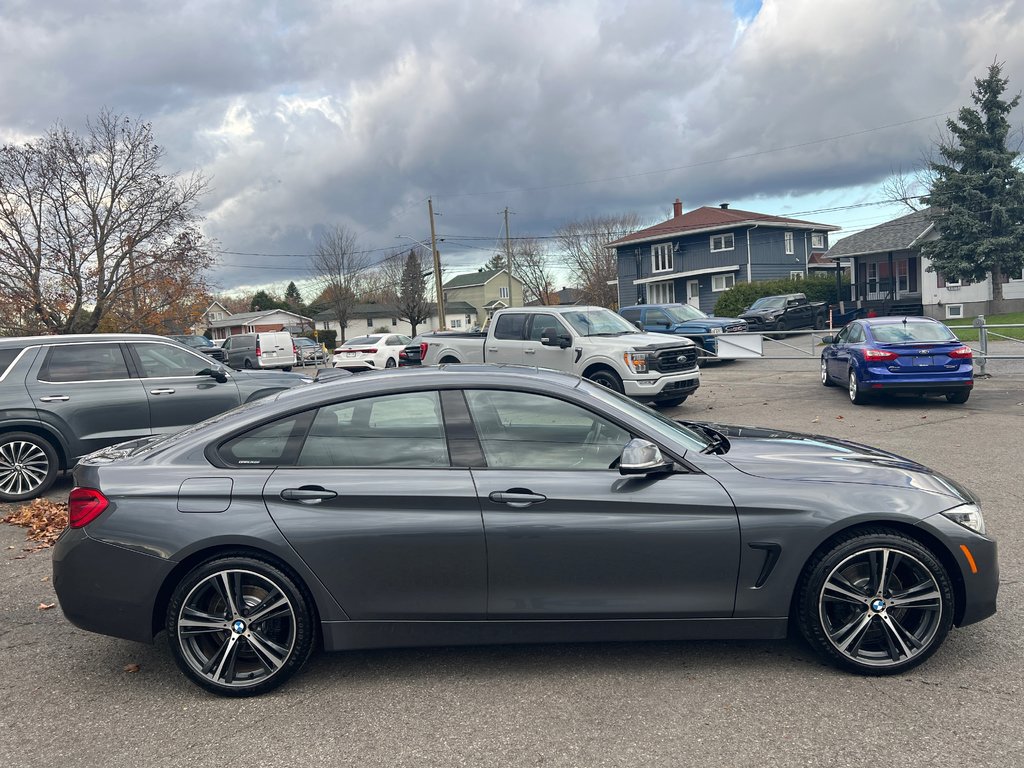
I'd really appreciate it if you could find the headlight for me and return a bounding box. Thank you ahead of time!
[710,327,722,335]
[623,352,649,373]
[941,504,986,535]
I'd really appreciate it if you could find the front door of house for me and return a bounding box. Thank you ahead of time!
[687,280,700,309]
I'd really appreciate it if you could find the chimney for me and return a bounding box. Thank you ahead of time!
[720,202,730,210]
[672,199,683,218]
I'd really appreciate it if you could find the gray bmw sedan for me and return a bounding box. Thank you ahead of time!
[52,365,998,696]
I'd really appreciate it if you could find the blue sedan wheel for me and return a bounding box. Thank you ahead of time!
[820,358,834,387]
[848,367,868,405]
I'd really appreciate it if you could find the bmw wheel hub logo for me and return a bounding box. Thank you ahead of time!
[870,599,886,613]
[232,619,247,634]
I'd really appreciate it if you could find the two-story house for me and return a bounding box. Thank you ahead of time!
[609,200,840,313]
[442,268,524,321]
[824,207,1024,321]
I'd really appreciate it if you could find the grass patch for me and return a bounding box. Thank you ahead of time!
[944,312,1024,341]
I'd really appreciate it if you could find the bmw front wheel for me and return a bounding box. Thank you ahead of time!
[797,529,954,675]
[167,556,316,697]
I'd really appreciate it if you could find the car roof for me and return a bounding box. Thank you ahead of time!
[860,316,942,326]
[0,333,180,349]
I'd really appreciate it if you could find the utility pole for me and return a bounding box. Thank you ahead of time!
[503,206,514,308]
[428,197,445,329]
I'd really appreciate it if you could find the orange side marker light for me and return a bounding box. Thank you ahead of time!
[960,544,978,574]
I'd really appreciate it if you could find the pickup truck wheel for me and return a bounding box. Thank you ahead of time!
[586,369,623,393]
[439,356,459,365]
[0,432,59,502]
[814,315,826,330]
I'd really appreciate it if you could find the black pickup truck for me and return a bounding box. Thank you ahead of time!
[738,293,827,332]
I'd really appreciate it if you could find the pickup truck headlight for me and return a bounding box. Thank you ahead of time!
[941,504,986,535]
[710,327,722,335]
[624,352,649,373]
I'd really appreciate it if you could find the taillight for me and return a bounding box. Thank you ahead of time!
[292,344,298,356]
[949,345,973,359]
[863,348,898,361]
[69,487,109,528]
[420,342,428,358]
[366,348,377,354]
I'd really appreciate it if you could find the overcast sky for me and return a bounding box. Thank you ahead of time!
[2,0,1023,296]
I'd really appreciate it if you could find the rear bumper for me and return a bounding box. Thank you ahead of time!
[52,527,173,643]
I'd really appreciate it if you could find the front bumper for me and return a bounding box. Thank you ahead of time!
[917,513,998,627]
[623,369,701,401]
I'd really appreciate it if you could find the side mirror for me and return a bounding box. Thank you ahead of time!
[633,320,644,330]
[618,438,674,476]
[199,367,229,383]
[821,335,835,344]
[540,328,571,349]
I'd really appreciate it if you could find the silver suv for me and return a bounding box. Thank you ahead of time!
[0,334,311,502]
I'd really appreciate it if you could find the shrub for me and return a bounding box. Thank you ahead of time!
[311,330,336,350]
[713,275,848,317]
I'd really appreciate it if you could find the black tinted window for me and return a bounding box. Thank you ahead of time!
[297,392,448,467]
[0,348,20,378]
[220,414,309,466]
[41,344,130,382]
[493,313,527,340]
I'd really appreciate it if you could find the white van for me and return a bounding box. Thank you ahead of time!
[222,332,297,371]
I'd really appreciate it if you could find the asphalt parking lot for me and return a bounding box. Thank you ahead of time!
[2,350,1023,768]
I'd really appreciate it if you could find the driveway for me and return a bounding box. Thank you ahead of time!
[2,355,1022,768]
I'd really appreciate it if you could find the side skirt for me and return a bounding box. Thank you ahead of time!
[322,617,789,652]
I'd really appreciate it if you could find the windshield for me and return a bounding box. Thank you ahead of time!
[581,379,711,452]
[294,338,316,347]
[343,335,382,347]
[173,335,212,348]
[663,305,709,322]
[870,321,958,343]
[749,297,786,310]
[561,308,640,336]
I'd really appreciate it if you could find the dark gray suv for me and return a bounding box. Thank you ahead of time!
[0,334,311,502]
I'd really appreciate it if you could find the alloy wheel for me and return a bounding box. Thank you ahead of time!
[0,436,55,501]
[175,568,299,691]
[818,547,944,669]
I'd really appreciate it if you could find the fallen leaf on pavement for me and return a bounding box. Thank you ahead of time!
[2,500,69,547]
[123,663,141,674]
[38,602,55,610]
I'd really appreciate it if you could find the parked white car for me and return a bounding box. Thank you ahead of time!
[333,334,414,371]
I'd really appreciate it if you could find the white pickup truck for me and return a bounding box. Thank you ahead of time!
[419,306,701,407]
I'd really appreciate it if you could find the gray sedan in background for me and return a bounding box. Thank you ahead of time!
[52,365,997,696]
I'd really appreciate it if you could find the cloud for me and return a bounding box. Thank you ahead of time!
[2,0,1023,290]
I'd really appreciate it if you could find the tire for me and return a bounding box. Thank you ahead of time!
[796,528,954,675]
[848,367,868,405]
[820,358,834,387]
[166,555,316,697]
[585,368,624,393]
[385,357,397,368]
[243,359,253,369]
[282,366,292,372]
[813,314,825,331]
[946,391,970,404]
[439,357,460,365]
[0,432,59,502]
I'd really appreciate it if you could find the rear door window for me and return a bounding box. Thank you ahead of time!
[40,344,130,382]
[493,313,527,340]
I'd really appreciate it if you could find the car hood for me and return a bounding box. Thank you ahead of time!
[738,309,778,319]
[689,422,975,502]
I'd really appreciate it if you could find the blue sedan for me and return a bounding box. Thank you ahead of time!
[821,317,974,405]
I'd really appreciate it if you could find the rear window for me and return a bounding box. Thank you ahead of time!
[871,322,957,343]
[343,336,382,347]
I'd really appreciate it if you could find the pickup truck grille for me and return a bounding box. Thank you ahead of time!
[651,347,698,373]
[723,322,747,333]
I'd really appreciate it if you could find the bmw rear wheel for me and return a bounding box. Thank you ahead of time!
[167,556,316,697]
[797,530,953,675]
[0,432,58,502]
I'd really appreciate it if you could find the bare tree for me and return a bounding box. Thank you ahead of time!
[555,213,645,308]
[310,224,370,342]
[0,109,209,334]
[511,238,557,304]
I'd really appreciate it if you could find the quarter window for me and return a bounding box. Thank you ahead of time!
[710,233,734,252]
[465,389,631,470]
[297,392,449,467]
[652,243,673,273]
[220,414,309,466]
[41,344,130,382]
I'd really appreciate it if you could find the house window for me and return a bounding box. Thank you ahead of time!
[391,318,398,326]
[498,286,510,299]
[366,318,373,327]
[710,233,734,252]
[811,233,825,249]
[652,243,673,273]
[945,304,964,320]
[648,281,674,303]
[790,270,804,280]
[450,319,463,329]
[784,232,794,254]
[711,273,735,292]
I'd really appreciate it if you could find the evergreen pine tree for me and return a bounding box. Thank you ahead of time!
[921,61,1024,301]
[284,281,305,311]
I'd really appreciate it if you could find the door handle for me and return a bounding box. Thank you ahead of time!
[150,388,176,395]
[39,395,70,402]
[524,348,536,355]
[280,486,338,504]
[488,490,547,508]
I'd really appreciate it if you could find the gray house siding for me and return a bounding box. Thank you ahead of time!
[617,253,640,307]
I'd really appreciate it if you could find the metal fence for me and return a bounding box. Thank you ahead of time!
[704,321,1024,374]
